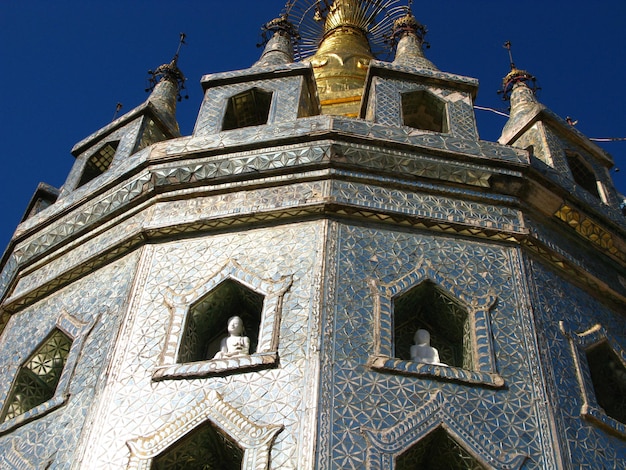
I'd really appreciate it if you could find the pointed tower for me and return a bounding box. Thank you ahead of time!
[58,53,184,199]
[391,10,437,70]
[0,2,625,469]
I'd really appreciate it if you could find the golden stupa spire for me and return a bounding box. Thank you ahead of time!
[309,0,374,116]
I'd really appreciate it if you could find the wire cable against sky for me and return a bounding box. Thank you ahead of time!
[474,105,626,143]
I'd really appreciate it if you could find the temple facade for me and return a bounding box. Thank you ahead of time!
[0,1,625,468]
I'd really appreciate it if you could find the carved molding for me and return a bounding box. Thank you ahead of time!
[126,390,283,470]
[368,260,502,387]
[362,392,526,470]
[560,322,626,438]
[554,203,626,263]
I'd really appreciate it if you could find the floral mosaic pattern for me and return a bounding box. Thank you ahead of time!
[0,253,141,468]
[78,223,325,469]
[318,223,554,469]
[529,257,626,466]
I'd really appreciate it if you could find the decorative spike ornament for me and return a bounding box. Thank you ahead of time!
[391,10,438,70]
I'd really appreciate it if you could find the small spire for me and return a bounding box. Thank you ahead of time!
[145,33,188,102]
[112,102,123,121]
[499,42,542,143]
[144,34,189,136]
[391,8,438,70]
[254,14,299,67]
[497,41,539,102]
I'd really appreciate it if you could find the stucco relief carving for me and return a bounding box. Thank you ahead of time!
[126,389,283,470]
[153,259,291,379]
[362,392,527,470]
[367,260,502,387]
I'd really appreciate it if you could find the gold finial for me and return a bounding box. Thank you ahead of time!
[310,0,374,116]
[323,0,364,34]
[497,41,539,101]
[291,1,405,115]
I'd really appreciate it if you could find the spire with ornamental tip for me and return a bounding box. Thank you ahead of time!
[498,41,542,144]
[391,3,437,70]
[498,41,539,106]
[145,33,188,135]
[254,3,300,68]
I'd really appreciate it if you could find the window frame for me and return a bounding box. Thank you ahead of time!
[367,267,503,388]
[77,140,119,188]
[560,322,626,438]
[222,87,274,131]
[0,311,96,435]
[153,260,291,380]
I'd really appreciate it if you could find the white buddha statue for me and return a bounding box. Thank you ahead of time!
[213,316,250,359]
[410,329,447,366]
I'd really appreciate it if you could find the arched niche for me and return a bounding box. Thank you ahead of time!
[393,280,471,370]
[396,427,485,470]
[177,279,264,363]
[367,263,502,388]
[363,392,526,470]
[0,311,97,435]
[151,420,244,470]
[127,390,282,470]
[154,260,291,380]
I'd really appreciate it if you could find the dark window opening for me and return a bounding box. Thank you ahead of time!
[393,281,471,369]
[78,141,119,187]
[178,279,264,363]
[401,90,448,133]
[396,427,486,470]
[151,420,244,470]
[0,328,72,423]
[586,341,626,424]
[566,152,600,199]
[222,88,273,131]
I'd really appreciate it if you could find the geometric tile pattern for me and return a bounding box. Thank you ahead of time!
[527,257,626,467]
[7,215,615,467]
[362,392,527,469]
[77,224,325,469]
[5,108,529,297]
[5,171,524,307]
[2,134,527,312]
[367,77,478,140]
[194,69,311,137]
[0,253,140,468]
[317,223,555,469]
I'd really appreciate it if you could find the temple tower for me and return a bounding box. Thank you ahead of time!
[0,1,624,468]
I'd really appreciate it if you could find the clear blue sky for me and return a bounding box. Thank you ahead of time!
[1,1,625,252]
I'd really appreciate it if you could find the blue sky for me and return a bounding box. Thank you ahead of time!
[1,1,625,252]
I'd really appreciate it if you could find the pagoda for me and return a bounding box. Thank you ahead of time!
[0,1,624,468]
